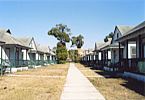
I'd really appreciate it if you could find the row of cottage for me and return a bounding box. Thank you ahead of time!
[81,21,145,82]
[0,29,56,75]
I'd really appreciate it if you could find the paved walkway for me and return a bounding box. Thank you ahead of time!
[60,63,105,100]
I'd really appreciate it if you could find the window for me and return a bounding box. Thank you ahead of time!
[131,47,136,58]
[117,33,119,38]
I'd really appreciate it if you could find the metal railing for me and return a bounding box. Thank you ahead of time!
[121,58,145,74]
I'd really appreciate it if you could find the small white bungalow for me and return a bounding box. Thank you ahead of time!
[38,46,56,65]
[0,29,31,74]
[16,37,42,68]
[115,21,145,82]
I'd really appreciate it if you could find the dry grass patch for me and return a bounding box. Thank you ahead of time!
[88,77,145,99]
[14,69,67,76]
[0,76,65,100]
[74,63,91,70]
[38,63,70,69]
[74,63,101,76]
[80,70,100,76]
[13,63,70,76]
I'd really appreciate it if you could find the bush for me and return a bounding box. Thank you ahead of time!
[75,60,79,63]
[58,60,66,64]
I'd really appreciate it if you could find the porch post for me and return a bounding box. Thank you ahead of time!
[110,48,112,63]
[103,51,105,65]
[14,46,16,68]
[126,40,128,59]
[21,49,23,66]
[139,35,141,59]
[119,42,121,67]
[126,40,129,70]
[35,53,36,63]
[30,52,32,67]
[1,46,3,76]
[98,51,99,64]
[38,53,39,64]
[26,49,28,65]
[107,49,108,66]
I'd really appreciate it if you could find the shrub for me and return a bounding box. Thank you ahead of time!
[75,60,79,63]
[58,60,66,64]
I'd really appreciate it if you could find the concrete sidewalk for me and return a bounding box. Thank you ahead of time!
[60,63,105,100]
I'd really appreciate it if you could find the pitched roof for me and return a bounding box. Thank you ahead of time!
[97,38,112,50]
[122,21,145,37]
[116,21,145,41]
[50,51,56,55]
[0,29,30,48]
[95,42,104,49]
[35,44,45,53]
[116,25,135,35]
[88,48,94,52]
[39,46,50,53]
[16,37,33,46]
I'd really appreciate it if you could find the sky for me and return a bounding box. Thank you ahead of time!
[0,0,145,50]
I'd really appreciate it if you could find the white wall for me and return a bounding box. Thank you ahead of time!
[30,39,36,50]
[108,51,111,59]
[123,41,136,59]
[99,52,101,60]
[112,28,122,44]
[36,53,41,60]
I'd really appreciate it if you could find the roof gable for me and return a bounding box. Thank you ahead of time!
[97,38,112,50]
[95,42,104,50]
[115,25,135,35]
[0,29,30,48]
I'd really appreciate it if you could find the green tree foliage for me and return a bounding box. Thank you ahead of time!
[48,24,71,64]
[48,24,71,45]
[56,42,68,64]
[71,35,84,48]
[53,47,57,50]
[68,49,81,63]
[104,32,114,42]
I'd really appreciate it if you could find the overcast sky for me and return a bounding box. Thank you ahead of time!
[0,0,145,50]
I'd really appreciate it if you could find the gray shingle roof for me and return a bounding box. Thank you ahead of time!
[116,21,145,41]
[97,38,112,50]
[95,42,104,49]
[36,44,45,53]
[116,25,135,35]
[39,46,50,53]
[16,37,33,46]
[50,51,56,56]
[0,29,31,48]
[88,48,94,52]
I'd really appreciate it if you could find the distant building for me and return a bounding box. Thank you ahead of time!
[77,48,84,57]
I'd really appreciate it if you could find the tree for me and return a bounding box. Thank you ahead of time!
[71,35,84,48]
[48,24,72,46]
[53,47,57,50]
[104,32,114,42]
[68,49,80,62]
[48,24,71,64]
[56,43,68,64]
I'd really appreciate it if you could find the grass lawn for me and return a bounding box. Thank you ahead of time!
[13,63,69,76]
[0,63,70,100]
[75,63,145,99]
